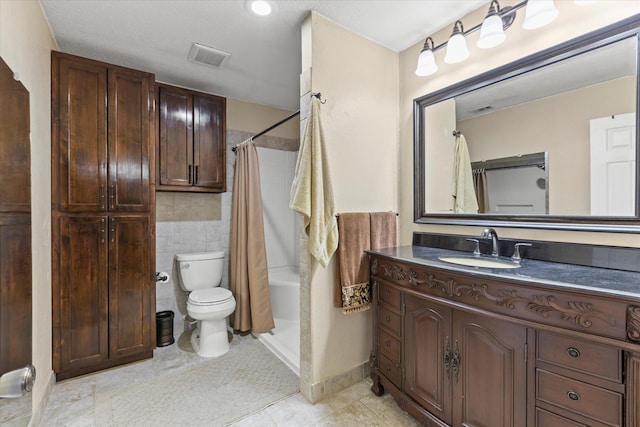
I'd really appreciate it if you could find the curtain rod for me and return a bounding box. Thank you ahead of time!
[232,92,325,153]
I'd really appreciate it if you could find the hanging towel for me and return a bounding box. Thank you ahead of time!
[289,96,338,268]
[336,212,397,314]
[452,134,479,214]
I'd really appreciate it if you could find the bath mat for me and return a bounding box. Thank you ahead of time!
[94,338,299,426]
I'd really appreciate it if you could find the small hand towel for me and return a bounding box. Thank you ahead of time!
[336,212,397,314]
[289,97,338,268]
[452,134,479,214]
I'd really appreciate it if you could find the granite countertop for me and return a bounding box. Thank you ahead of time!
[368,246,640,301]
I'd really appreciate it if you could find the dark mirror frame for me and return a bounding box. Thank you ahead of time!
[414,15,640,233]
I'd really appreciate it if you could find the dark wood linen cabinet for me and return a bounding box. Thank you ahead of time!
[0,56,32,380]
[156,83,226,192]
[51,51,155,380]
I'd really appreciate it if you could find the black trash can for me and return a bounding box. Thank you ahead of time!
[156,310,175,347]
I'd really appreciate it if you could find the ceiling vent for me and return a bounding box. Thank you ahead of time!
[472,105,494,113]
[188,43,231,69]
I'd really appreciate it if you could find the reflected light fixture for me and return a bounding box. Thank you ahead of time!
[247,0,272,16]
[477,0,506,49]
[415,37,438,76]
[523,0,558,30]
[444,21,470,64]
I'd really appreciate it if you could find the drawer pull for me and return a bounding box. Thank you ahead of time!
[385,290,390,297]
[385,315,391,322]
[566,347,581,358]
[385,340,391,348]
[567,390,581,401]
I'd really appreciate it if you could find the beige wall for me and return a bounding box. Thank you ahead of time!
[399,0,640,246]
[227,98,299,139]
[0,0,57,415]
[457,76,636,215]
[302,12,399,395]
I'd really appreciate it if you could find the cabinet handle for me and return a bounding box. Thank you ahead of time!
[385,290,390,298]
[188,165,192,184]
[195,165,199,184]
[99,185,106,209]
[109,184,116,209]
[385,315,391,322]
[567,390,581,401]
[110,218,116,243]
[444,336,451,379]
[566,347,581,358]
[452,340,460,383]
[100,218,106,243]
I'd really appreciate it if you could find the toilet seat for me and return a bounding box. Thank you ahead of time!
[188,288,233,306]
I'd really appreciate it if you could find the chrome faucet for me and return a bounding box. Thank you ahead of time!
[480,227,499,257]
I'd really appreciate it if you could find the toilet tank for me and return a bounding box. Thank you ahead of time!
[175,251,225,291]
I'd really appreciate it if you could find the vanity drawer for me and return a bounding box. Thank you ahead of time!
[378,329,400,363]
[378,305,401,335]
[378,352,401,388]
[536,369,622,427]
[536,407,587,427]
[537,331,622,383]
[379,283,401,309]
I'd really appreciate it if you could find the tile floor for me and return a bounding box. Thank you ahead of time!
[39,333,421,427]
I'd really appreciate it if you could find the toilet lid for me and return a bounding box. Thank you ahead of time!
[189,288,233,305]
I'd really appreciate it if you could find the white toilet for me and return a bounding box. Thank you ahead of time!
[175,251,236,357]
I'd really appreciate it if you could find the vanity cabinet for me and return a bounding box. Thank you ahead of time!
[156,83,226,192]
[52,52,155,380]
[370,253,640,427]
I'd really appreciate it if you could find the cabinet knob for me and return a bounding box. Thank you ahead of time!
[385,315,391,322]
[385,291,390,297]
[566,347,581,358]
[385,365,391,372]
[385,340,391,348]
[567,390,581,401]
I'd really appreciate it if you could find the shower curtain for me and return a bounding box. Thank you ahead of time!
[230,139,275,334]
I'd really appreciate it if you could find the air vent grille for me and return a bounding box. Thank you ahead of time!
[188,43,231,69]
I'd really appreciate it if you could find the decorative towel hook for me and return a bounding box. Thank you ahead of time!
[311,92,327,104]
[452,130,462,137]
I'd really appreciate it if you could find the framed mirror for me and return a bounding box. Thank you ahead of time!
[414,16,640,232]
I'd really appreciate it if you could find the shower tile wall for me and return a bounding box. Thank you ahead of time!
[155,130,299,338]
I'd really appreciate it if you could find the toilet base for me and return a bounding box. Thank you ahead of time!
[190,319,231,358]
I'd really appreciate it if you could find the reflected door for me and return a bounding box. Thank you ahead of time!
[590,113,636,216]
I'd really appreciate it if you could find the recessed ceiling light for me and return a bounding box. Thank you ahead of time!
[248,0,272,16]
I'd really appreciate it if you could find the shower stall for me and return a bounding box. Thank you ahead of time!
[256,146,300,375]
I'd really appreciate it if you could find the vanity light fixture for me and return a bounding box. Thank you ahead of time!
[415,0,563,77]
[415,37,438,76]
[522,0,558,30]
[477,0,506,49]
[444,21,470,64]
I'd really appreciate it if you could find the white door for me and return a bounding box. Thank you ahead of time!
[590,113,636,216]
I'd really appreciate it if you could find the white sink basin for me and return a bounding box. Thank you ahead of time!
[438,255,521,269]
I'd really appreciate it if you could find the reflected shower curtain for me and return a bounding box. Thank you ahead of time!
[473,170,490,213]
[230,139,275,333]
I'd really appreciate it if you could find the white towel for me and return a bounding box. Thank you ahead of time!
[452,134,479,214]
[289,97,338,268]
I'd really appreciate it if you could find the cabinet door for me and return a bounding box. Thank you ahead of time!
[404,294,453,425]
[56,55,108,212]
[108,68,151,211]
[452,311,527,427]
[0,216,32,375]
[57,215,109,372]
[108,215,153,358]
[0,58,30,213]
[193,94,226,191]
[158,85,193,187]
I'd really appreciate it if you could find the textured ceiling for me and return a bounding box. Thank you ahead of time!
[39,0,488,110]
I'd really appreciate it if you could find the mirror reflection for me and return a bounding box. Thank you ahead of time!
[420,34,637,220]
